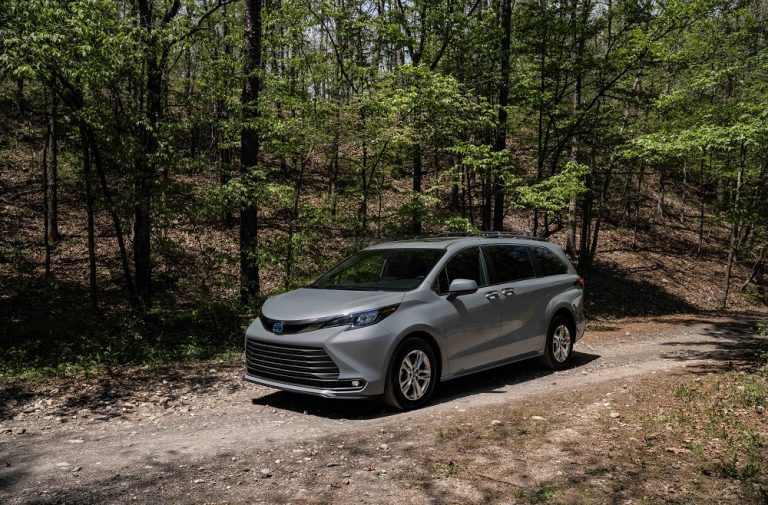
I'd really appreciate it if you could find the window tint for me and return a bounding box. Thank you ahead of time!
[433,268,450,294]
[312,248,444,291]
[531,246,568,276]
[485,245,535,283]
[435,247,484,293]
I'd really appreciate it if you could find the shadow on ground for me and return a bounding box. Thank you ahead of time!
[658,317,767,371]
[2,319,767,505]
[250,351,601,420]
[585,259,699,319]
[0,449,244,505]
[253,317,768,420]
[0,361,244,423]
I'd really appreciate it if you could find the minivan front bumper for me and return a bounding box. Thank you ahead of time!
[242,318,395,398]
[242,372,374,399]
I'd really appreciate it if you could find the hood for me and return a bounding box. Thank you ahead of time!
[261,288,406,322]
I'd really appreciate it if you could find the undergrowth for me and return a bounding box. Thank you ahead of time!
[0,297,251,381]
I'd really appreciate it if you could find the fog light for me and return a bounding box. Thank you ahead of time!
[351,380,360,387]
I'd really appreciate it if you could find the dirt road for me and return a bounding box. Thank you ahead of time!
[1,315,764,504]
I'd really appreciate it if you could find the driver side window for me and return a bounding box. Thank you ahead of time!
[434,247,485,294]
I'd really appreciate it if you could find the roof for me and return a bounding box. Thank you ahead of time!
[367,233,552,251]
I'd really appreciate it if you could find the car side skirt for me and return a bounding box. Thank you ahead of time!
[440,350,542,382]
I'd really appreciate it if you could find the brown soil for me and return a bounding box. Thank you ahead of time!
[2,315,767,504]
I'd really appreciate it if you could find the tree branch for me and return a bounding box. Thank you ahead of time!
[304,0,358,93]
[162,0,182,26]
[430,0,483,71]
[173,0,240,46]
[395,0,416,61]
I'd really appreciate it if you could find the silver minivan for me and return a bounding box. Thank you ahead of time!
[244,234,585,410]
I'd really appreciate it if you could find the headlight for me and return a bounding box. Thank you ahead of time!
[322,304,399,330]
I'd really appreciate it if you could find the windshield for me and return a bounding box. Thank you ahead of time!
[311,248,445,291]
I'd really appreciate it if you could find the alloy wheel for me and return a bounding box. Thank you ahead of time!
[552,324,572,363]
[398,349,432,401]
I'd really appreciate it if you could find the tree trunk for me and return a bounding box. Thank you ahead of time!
[492,0,513,232]
[565,192,577,255]
[622,170,633,221]
[697,157,706,255]
[219,141,234,228]
[533,10,548,237]
[240,0,263,303]
[632,165,644,249]
[184,47,195,158]
[566,0,585,256]
[577,172,594,272]
[42,125,52,278]
[330,134,339,217]
[721,142,746,308]
[680,162,687,223]
[133,161,152,307]
[134,0,168,308]
[722,229,737,308]
[411,146,422,235]
[358,137,369,245]
[86,129,137,303]
[285,157,305,289]
[16,79,24,116]
[465,165,475,226]
[451,181,460,212]
[657,168,665,217]
[587,76,635,265]
[717,177,725,208]
[82,132,98,312]
[741,246,766,292]
[219,2,235,229]
[378,170,385,237]
[45,90,60,244]
[481,169,491,231]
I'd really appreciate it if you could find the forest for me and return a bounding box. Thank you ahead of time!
[1,0,766,375]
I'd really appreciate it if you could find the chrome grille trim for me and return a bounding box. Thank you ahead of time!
[245,339,342,388]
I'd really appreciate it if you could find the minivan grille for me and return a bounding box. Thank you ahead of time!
[245,339,341,388]
[260,315,318,335]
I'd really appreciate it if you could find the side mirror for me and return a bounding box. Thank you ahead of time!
[448,278,478,295]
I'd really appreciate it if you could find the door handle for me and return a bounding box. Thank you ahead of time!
[485,291,499,300]
[502,288,515,297]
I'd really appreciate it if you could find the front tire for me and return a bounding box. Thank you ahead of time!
[540,315,574,370]
[384,337,437,410]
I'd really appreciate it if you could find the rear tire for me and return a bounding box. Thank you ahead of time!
[383,337,437,410]
[540,315,574,370]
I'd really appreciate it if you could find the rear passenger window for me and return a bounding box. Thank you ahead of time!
[531,247,568,276]
[485,245,535,283]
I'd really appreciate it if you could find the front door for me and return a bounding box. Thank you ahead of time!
[433,247,504,375]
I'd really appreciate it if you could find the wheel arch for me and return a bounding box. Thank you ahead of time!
[390,329,443,382]
[551,306,577,337]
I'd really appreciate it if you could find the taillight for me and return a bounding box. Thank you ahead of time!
[575,277,585,288]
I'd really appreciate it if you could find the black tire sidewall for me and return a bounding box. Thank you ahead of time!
[385,337,438,410]
[544,315,575,370]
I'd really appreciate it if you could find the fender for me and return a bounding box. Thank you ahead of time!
[545,287,585,340]
[389,323,445,379]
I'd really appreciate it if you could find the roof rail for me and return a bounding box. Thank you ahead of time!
[479,231,549,242]
[432,232,476,237]
[429,231,549,242]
